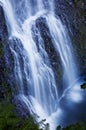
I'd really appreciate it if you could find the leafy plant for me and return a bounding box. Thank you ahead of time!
[0,102,39,130]
[81,83,86,89]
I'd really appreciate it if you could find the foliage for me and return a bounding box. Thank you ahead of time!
[62,122,86,130]
[81,83,86,89]
[0,102,86,130]
[0,102,39,130]
[56,125,61,130]
[0,102,19,130]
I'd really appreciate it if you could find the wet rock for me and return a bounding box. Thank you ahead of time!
[0,6,8,100]
[12,96,30,118]
[0,6,8,39]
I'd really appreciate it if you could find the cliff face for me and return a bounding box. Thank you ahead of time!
[0,6,9,100]
[55,0,86,77]
[0,6,18,101]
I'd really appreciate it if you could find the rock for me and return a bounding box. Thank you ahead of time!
[0,6,8,39]
[12,96,30,118]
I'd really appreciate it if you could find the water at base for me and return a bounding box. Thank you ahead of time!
[0,0,85,129]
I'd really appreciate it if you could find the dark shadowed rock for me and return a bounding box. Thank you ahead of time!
[12,96,30,118]
[0,6,8,39]
[0,6,9,101]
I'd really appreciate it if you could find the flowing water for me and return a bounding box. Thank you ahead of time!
[0,0,85,129]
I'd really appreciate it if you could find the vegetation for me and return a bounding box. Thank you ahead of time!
[0,101,51,130]
[62,122,86,130]
[0,101,86,130]
[56,122,86,130]
[81,83,86,89]
[0,102,39,130]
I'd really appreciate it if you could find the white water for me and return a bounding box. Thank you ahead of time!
[0,0,83,129]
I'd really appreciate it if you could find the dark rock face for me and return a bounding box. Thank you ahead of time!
[0,6,17,95]
[12,96,30,118]
[55,0,86,77]
[0,6,8,40]
[0,6,8,100]
[7,37,31,95]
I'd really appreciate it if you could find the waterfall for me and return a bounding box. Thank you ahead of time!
[0,0,83,129]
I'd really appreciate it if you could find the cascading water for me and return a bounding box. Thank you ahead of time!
[0,0,58,116]
[0,0,84,129]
